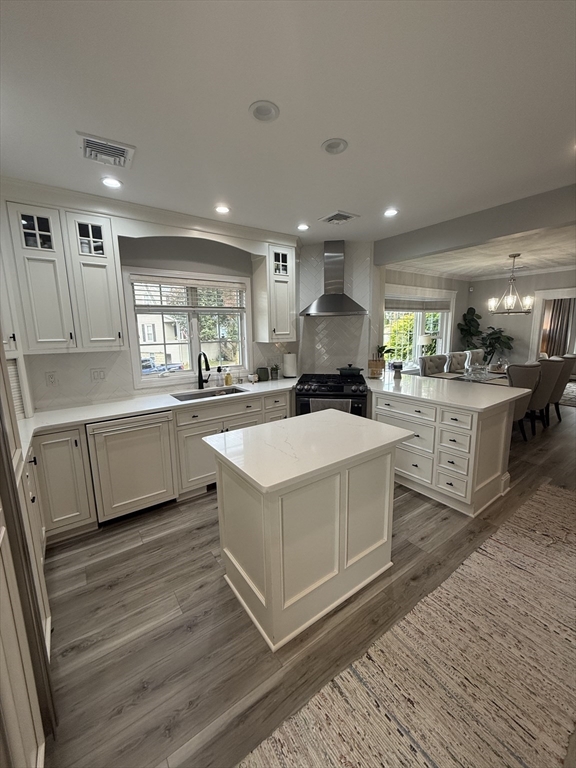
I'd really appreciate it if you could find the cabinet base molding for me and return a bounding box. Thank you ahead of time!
[394,472,510,518]
[46,520,98,544]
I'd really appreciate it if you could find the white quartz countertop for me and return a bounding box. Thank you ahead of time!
[368,374,530,412]
[203,409,413,494]
[17,379,295,455]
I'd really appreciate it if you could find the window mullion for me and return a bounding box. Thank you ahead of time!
[190,313,200,373]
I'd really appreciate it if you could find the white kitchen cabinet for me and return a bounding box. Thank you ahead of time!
[1,256,19,354]
[177,422,222,493]
[33,428,97,534]
[64,211,124,349]
[7,202,76,351]
[87,411,177,521]
[252,245,296,342]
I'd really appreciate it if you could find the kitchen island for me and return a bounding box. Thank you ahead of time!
[203,409,412,651]
[370,374,530,516]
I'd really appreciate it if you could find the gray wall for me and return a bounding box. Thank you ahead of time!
[470,270,576,363]
[118,236,253,276]
[384,269,471,351]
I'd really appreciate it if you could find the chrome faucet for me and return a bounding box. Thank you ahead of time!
[198,352,211,389]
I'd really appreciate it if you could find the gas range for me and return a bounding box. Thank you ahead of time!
[295,373,368,396]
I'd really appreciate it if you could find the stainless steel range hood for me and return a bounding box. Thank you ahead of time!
[300,241,368,316]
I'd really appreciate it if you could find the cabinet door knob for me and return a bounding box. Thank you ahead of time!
[272,328,276,334]
[448,460,455,465]
[31,495,36,504]
[411,463,418,468]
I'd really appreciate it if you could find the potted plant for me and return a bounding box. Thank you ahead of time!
[368,347,395,376]
[480,326,514,365]
[270,363,280,380]
[457,307,483,350]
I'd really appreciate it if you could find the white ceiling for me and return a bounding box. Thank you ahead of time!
[1,0,574,243]
[386,225,576,279]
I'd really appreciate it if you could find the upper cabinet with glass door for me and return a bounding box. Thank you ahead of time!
[64,211,124,349]
[7,202,77,352]
[252,245,296,343]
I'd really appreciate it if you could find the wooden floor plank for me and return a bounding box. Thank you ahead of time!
[44,406,576,768]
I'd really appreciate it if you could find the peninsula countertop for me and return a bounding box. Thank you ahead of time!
[203,408,413,494]
[369,373,530,412]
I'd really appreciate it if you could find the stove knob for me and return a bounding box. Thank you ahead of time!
[359,386,366,393]
[311,385,318,392]
[296,384,303,392]
[304,384,311,392]
[351,385,358,393]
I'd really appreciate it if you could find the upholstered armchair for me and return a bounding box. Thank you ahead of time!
[506,363,540,441]
[446,352,467,373]
[418,354,448,377]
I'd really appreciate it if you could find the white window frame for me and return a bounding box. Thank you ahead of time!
[383,283,456,365]
[123,266,253,390]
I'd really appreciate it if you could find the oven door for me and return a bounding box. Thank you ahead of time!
[295,396,367,418]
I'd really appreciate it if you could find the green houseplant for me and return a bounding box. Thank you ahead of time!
[481,326,514,365]
[457,307,483,350]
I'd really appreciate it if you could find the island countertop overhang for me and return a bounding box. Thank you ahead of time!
[203,409,413,494]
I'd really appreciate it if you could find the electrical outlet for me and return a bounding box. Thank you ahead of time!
[90,368,106,382]
[45,371,58,387]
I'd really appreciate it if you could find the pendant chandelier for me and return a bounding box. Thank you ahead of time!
[488,254,534,315]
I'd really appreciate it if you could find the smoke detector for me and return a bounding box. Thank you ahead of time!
[77,132,136,169]
[318,210,359,225]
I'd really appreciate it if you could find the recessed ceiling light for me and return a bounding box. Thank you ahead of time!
[102,177,122,189]
[384,207,399,217]
[249,101,280,122]
[297,224,310,231]
[321,138,348,155]
[215,205,230,214]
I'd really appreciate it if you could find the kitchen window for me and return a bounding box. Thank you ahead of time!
[126,270,250,387]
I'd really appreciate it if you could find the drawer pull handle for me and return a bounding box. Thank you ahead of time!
[414,409,422,413]
[31,495,36,504]
[384,402,391,406]
[411,463,418,468]
[449,438,457,443]
[246,405,252,409]
[446,482,454,487]
[414,434,421,438]
[451,417,459,422]
[447,460,455,465]
[192,414,199,419]
[274,400,280,403]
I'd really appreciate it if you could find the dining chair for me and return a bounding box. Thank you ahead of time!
[506,363,540,441]
[524,358,564,436]
[418,354,448,376]
[446,352,467,373]
[466,349,485,366]
[546,354,576,424]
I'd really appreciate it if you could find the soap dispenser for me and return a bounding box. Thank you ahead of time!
[216,366,224,386]
[224,367,233,386]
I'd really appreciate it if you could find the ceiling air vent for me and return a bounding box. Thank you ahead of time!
[77,132,136,169]
[318,210,359,225]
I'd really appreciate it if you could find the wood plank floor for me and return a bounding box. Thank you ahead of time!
[44,407,576,768]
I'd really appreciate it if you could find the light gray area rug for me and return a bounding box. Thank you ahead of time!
[240,485,576,768]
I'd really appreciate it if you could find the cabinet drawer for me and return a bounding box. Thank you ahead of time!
[264,393,289,410]
[375,413,435,454]
[265,408,288,422]
[395,448,433,484]
[435,471,468,498]
[439,408,473,430]
[375,396,436,422]
[438,428,471,454]
[437,450,469,476]
[176,397,262,427]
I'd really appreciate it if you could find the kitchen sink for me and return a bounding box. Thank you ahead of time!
[171,387,246,401]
